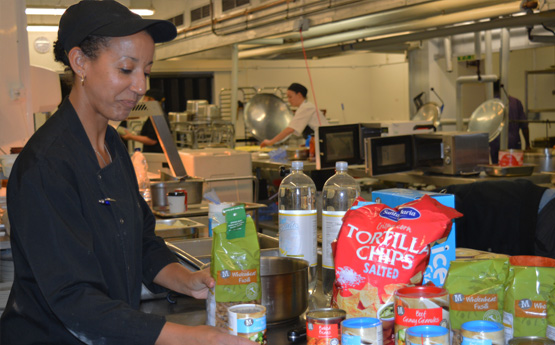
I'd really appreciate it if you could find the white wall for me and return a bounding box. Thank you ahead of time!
[0,0,34,153]
[155,52,409,125]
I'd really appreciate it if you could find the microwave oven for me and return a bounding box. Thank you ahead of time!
[315,123,382,169]
[365,131,490,176]
[315,121,436,170]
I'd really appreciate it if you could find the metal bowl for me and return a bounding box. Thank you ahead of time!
[468,99,505,142]
[244,93,293,142]
[261,256,309,324]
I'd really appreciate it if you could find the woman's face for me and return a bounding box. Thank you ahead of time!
[82,31,155,122]
[287,90,305,108]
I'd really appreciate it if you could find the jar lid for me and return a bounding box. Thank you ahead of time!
[167,191,185,196]
[462,320,503,333]
[342,317,381,329]
[407,325,449,338]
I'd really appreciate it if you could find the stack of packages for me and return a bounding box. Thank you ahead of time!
[206,205,261,328]
[331,189,555,345]
[445,255,555,344]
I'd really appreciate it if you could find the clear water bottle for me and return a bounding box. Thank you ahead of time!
[278,161,318,294]
[131,148,151,205]
[321,161,360,298]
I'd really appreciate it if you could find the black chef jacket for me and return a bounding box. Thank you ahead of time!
[1,98,178,344]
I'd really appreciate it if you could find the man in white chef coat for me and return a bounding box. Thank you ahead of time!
[260,83,328,148]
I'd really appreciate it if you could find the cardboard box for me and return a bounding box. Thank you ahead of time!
[371,188,456,287]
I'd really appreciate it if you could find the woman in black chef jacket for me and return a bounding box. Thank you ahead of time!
[0,1,255,345]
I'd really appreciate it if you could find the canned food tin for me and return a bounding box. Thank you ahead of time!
[307,308,347,345]
[406,325,450,345]
[461,320,504,345]
[342,317,383,345]
[508,337,555,345]
[227,304,267,345]
[394,286,450,345]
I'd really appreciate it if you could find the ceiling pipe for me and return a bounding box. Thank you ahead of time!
[238,2,522,59]
[499,28,511,150]
[485,30,494,99]
[444,37,453,72]
[268,9,554,60]
[275,0,517,42]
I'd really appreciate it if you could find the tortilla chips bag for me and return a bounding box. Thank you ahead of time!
[332,195,461,323]
[206,205,261,328]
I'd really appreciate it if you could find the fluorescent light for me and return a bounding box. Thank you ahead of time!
[131,9,155,16]
[25,8,154,16]
[27,25,59,32]
[25,8,66,15]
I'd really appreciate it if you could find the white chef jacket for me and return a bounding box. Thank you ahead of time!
[287,100,328,136]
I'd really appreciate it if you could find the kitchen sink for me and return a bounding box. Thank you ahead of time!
[166,233,279,271]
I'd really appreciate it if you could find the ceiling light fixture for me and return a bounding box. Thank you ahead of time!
[25,8,155,16]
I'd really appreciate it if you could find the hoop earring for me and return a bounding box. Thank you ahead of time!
[80,75,85,86]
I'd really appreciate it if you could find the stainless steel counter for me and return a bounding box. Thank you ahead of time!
[349,169,553,187]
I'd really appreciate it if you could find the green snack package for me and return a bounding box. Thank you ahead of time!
[444,258,510,345]
[206,205,261,328]
[503,256,555,343]
[547,290,555,340]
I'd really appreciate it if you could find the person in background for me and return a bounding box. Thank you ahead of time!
[0,1,254,345]
[260,82,329,148]
[121,88,168,153]
[489,80,531,164]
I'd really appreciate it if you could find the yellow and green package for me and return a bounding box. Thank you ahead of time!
[503,256,555,343]
[444,258,510,345]
[547,291,555,340]
[206,205,261,328]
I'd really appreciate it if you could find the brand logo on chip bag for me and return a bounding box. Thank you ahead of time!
[380,209,399,221]
[399,207,421,220]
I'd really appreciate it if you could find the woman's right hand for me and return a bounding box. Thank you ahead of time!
[156,323,259,345]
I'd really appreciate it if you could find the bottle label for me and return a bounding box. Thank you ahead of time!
[322,210,346,269]
[278,210,317,266]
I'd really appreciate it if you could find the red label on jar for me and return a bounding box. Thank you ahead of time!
[307,322,340,340]
[395,306,443,327]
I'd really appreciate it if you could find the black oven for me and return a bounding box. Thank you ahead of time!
[315,123,383,169]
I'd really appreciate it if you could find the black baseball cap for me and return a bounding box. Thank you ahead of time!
[58,0,177,53]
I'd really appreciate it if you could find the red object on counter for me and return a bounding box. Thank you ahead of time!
[174,188,188,211]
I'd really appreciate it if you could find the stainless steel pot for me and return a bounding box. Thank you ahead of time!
[261,256,309,324]
[151,178,204,207]
[523,148,555,172]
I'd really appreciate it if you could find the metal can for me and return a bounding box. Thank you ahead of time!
[227,304,267,345]
[406,325,450,345]
[461,320,504,345]
[508,337,555,345]
[174,188,188,211]
[307,308,347,345]
[394,286,450,345]
[342,317,383,345]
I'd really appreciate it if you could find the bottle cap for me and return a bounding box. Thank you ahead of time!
[291,161,303,170]
[336,161,348,171]
[134,148,141,152]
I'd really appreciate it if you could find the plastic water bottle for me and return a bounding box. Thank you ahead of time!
[321,161,360,298]
[278,161,318,294]
[131,148,151,205]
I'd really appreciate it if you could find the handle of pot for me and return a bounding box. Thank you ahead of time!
[203,175,259,203]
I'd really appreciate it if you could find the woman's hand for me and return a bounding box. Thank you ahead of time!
[156,323,259,345]
[181,268,214,299]
[153,263,214,299]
